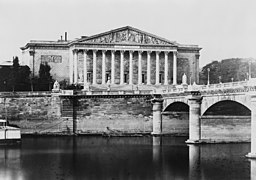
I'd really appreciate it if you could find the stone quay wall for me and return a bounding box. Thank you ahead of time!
[61,94,154,135]
[0,92,156,135]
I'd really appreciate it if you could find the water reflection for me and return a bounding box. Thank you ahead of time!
[188,145,201,180]
[0,146,23,180]
[0,137,254,180]
[152,136,162,162]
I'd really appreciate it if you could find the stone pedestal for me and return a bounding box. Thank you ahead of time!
[151,98,163,135]
[247,94,256,158]
[186,91,202,144]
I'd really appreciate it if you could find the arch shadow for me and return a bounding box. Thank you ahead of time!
[203,100,251,116]
[163,102,189,112]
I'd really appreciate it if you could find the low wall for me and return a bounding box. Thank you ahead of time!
[201,116,251,142]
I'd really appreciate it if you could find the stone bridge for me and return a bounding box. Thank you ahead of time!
[151,80,256,158]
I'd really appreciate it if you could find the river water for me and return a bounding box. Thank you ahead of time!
[0,136,254,180]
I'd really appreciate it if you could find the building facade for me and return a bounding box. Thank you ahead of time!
[21,26,201,86]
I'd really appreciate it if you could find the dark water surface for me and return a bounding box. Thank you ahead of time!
[0,136,255,180]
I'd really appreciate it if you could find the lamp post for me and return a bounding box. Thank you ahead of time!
[219,76,222,84]
[249,60,252,80]
[231,78,234,83]
[189,72,192,85]
[207,68,210,85]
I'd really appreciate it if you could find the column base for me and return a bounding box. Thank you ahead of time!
[246,153,256,158]
[151,132,163,136]
[185,139,202,144]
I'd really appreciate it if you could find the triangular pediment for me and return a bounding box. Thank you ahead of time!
[77,26,177,46]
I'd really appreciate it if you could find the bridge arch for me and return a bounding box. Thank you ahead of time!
[201,94,251,116]
[163,101,189,112]
[202,100,251,116]
[162,101,189,136]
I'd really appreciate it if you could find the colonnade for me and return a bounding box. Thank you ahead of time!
[69,49,177,87]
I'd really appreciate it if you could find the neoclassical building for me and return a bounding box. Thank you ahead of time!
[21,26,201,87]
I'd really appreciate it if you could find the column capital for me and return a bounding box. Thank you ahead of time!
[147,51,152,55]
[164,51,169,55]
[83,49,87,53]
[173,51,178,56]
[138,50,143,54]
[129,50,134,54]
[155,51,160,55]
[73,49,78,53]
[102,50,107,53]
[92,49,98,53]
[120,50,125,53]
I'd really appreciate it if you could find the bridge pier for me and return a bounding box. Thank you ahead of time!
[151,98,164,136]
[247,94,256,158]
[186,92,202,144]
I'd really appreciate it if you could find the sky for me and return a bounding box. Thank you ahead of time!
[0,0,255,67]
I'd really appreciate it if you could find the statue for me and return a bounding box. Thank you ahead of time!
[182,73,187,85]
[52,80,60,92]
[107,77,111,91]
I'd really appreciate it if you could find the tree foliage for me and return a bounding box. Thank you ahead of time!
[200,58,255,84]
[0,56,31,91]
[34,62,53,91]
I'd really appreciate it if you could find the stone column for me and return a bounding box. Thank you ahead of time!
[151,98,164,135]
[138,51,142,84]
[129,51,133,85]
[111,50,115,84]
[186,92,202,144]
[83,50,88,90]
[92,50,97,85]
[173,51,177,85]
[102,50,106,84]
[69,49,74,84]
[155,51,160,85]
[120,50,124,84]
[247,94,256,158]
[147,51,151,85]
[73,49,78,84]
[164,51,168,85]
